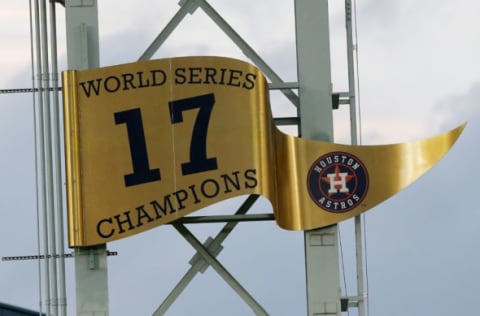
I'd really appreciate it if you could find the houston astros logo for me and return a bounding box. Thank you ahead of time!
[307,152,369,213]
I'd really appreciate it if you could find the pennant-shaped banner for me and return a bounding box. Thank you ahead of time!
[62,56,463,247]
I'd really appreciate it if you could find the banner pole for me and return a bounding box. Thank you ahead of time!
[64,1,109,315]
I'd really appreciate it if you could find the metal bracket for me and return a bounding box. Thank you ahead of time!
[69,0,95,7]
[188,237,223,274]
[178,0,202,14]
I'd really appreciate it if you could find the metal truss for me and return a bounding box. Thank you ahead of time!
[136,1,294,313]
[64,0,364,315]
[133,1,361,315]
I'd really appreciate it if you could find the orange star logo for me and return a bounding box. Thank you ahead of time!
[321,165,355,196]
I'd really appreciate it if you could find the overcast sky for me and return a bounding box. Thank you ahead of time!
[1,1,479,315]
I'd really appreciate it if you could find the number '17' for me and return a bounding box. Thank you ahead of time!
[114,93,218,187]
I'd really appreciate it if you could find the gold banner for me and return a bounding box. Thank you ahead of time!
[62,56,464,247]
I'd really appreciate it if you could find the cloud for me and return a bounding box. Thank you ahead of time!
[435,81,480,129]
[362,101,479,315]
[353,0,480,142]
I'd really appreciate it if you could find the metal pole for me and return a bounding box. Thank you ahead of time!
[295,0,341,315]
[38,0,60,314]
[49,1,67,314]
[346,0,358,145]
[33,0,51,314]
[28,0,45,312]
[65,1,109,314]
[345,1,366,314]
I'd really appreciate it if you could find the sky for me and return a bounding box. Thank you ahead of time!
[0,0,479,315]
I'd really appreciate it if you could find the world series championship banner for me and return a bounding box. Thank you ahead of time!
[62,56,464,247]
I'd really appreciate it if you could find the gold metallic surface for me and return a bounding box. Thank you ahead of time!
[273,124,465,230]
[62,56,464,247]
[62,70,84,246]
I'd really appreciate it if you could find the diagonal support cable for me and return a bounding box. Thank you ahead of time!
[153,195,268,315]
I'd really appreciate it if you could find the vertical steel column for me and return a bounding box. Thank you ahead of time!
[65,1,109,315]
[32,0,51,313]
[345,1,366,315]
[49,2,68,314]
[295,1,341,315]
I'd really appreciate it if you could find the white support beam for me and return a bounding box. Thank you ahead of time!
[295,0,334,140]
[65,1,109,315]
[295,1,341,315]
